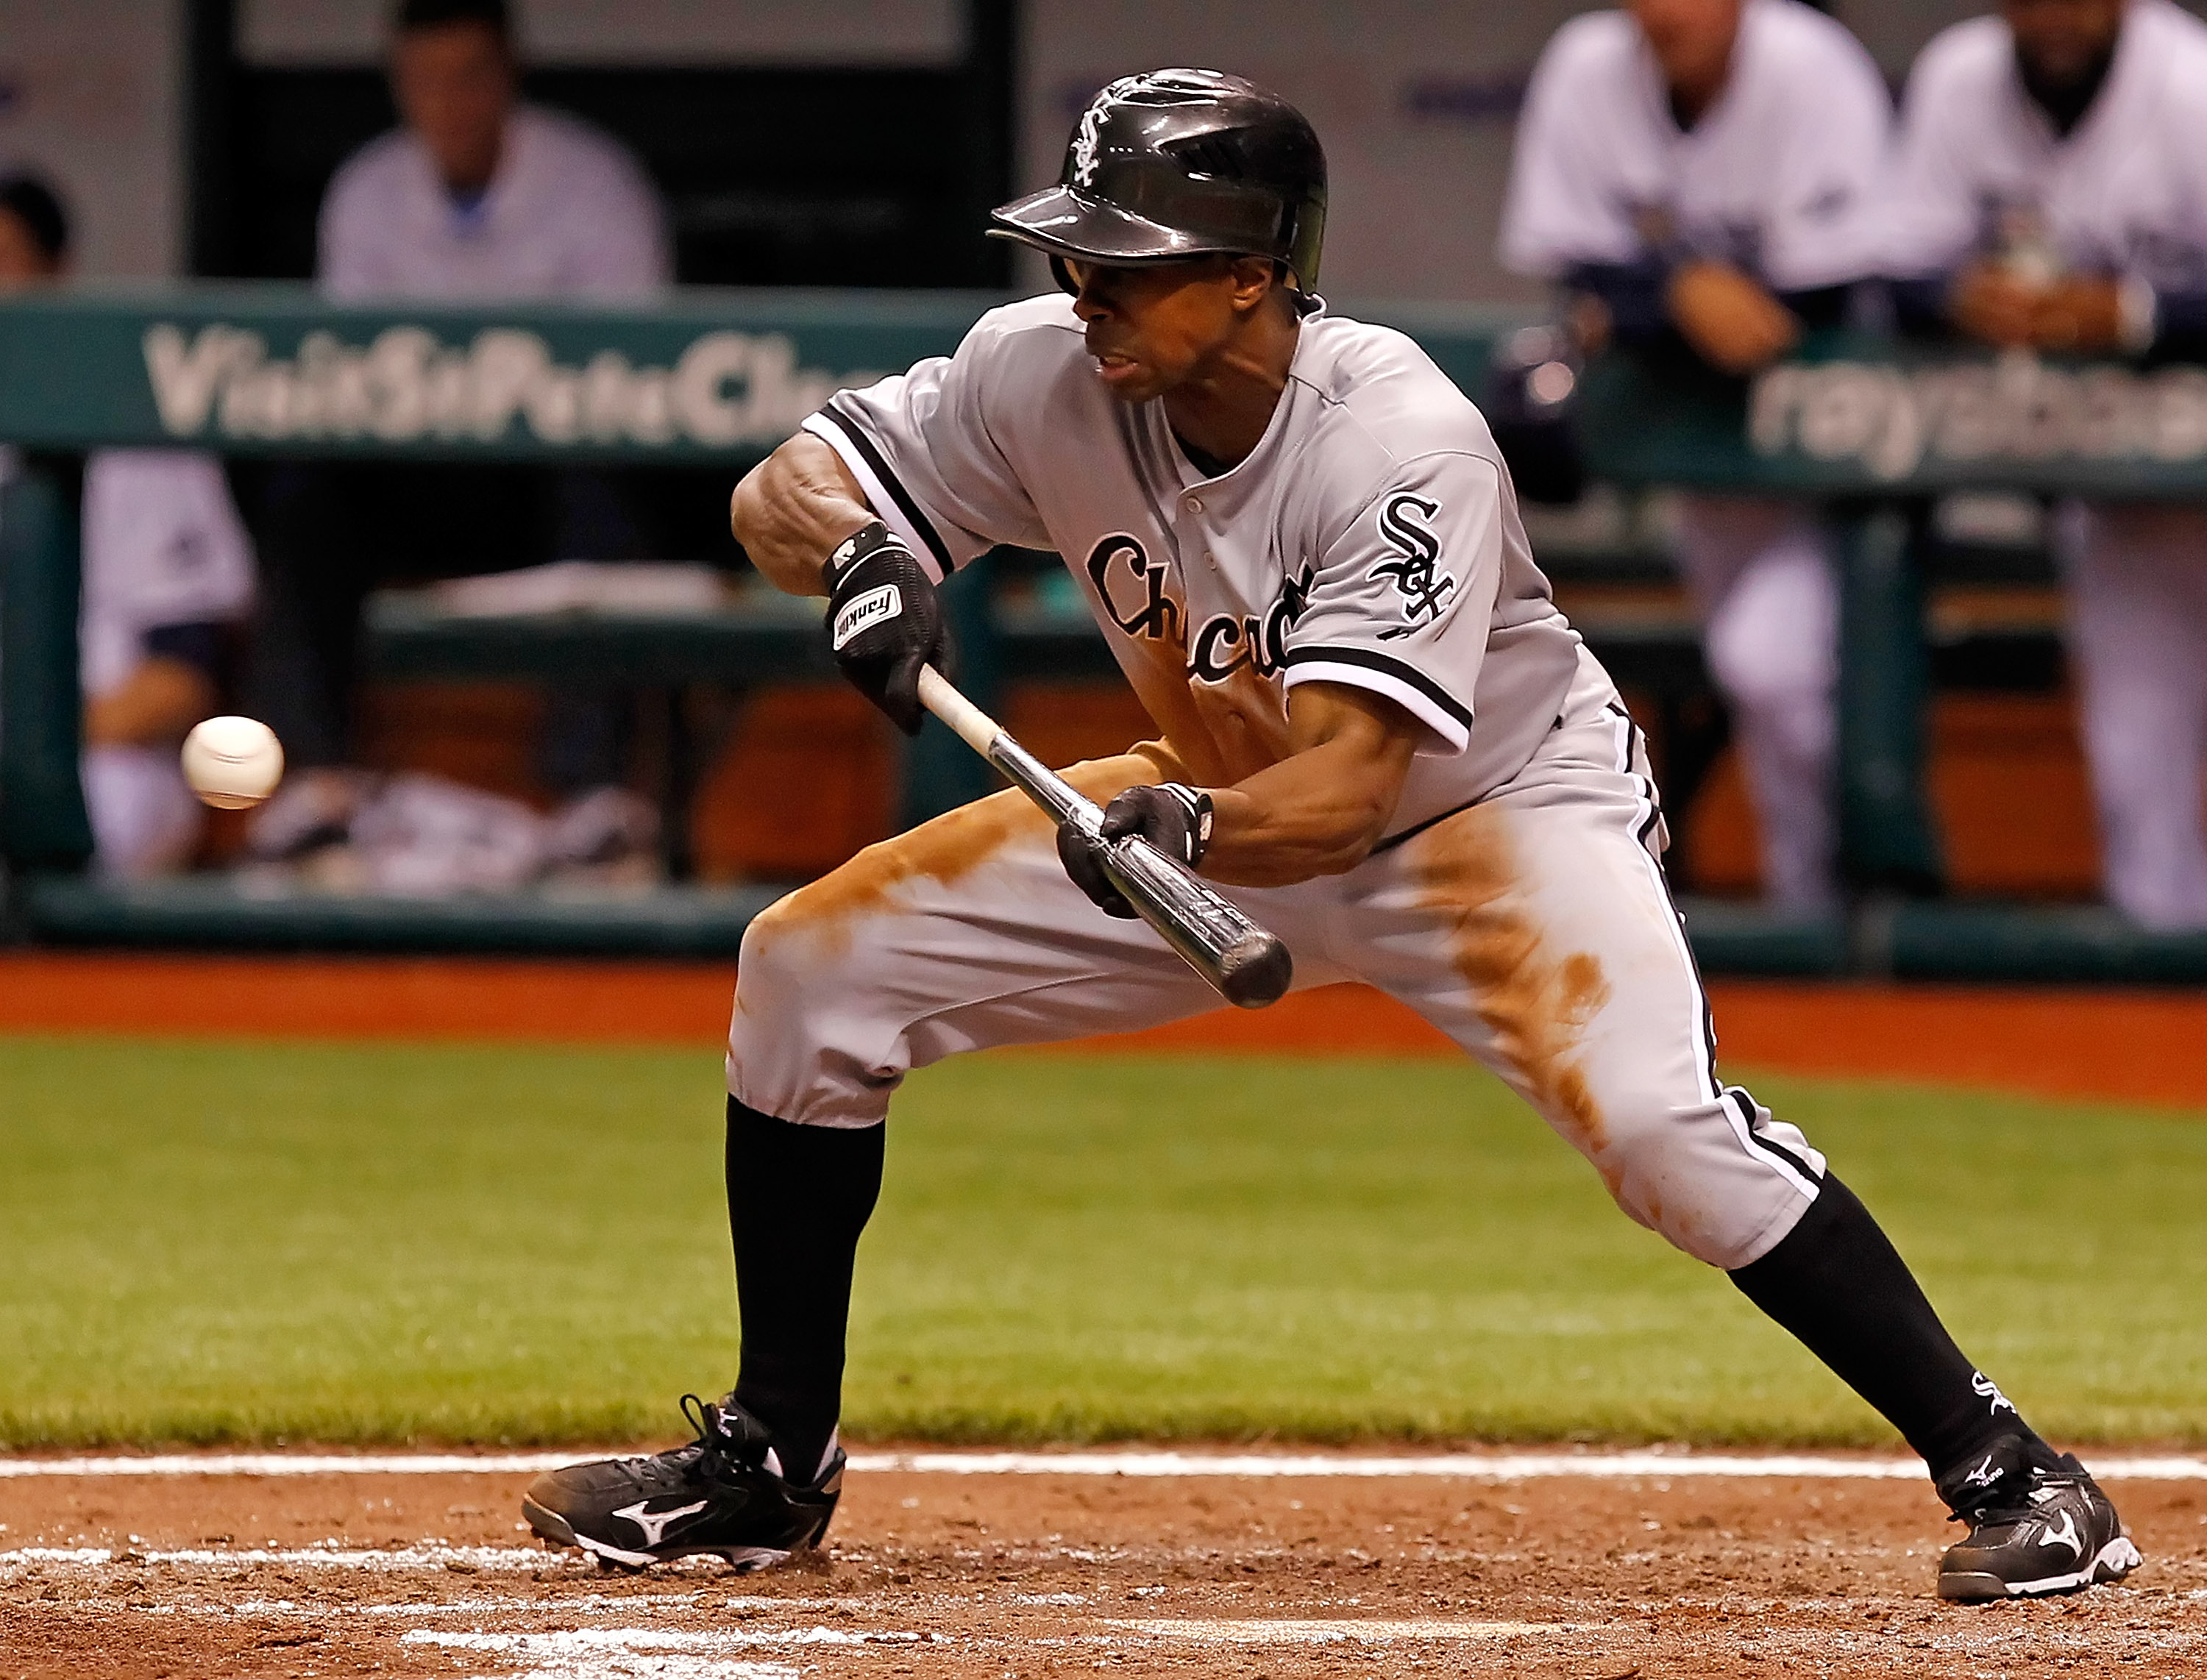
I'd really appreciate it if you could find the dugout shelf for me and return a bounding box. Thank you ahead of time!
[14,873,785,958]
[1886,903,2207,985]
[23,878,2207,980]
[1670,899,1849,979]
[15,871,1855,975]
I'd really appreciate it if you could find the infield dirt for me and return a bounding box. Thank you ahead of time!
[4,1458,2203,1679]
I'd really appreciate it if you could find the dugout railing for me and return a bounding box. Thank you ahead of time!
[1,285,2203,979]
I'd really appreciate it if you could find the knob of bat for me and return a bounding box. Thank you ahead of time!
[1219,931,1293,1009]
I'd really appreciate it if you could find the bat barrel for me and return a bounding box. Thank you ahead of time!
[1101,836,1294,1008]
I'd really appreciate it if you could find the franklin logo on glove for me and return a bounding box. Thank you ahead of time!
[820,521,951,735]
[831,584,903,650]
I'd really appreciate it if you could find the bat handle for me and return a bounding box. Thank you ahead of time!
[916,665,995,756]
[917,663,1102,835]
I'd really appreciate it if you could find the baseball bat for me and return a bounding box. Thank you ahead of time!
[915,665,1293,1009]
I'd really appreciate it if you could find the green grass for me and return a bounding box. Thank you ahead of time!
[1,1035,2201,1448]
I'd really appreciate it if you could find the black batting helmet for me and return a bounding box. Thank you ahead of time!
[990,68,1328,293]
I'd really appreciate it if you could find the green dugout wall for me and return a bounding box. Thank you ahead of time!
[4,285,2207,976]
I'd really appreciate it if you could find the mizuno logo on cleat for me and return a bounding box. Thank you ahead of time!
[613,1498,708,1547]
[1961,1453,1999,1489]
[2037,1511,2083,1555]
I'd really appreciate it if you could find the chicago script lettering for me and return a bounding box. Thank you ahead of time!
[1086,534,1181,641]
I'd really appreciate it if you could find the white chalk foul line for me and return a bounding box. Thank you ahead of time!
[892,1450,1922,1480]
[5,1448,2202,1481]
[403,1632,809,1680]
[0,1543,558,1573]
[406,1620,1540,1680]
[1109,1617,1588,1646]
[404,1629,923,1651]
[399,1627,913,1680]
[0,1453,572,1478]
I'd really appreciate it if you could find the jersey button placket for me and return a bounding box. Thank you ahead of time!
[1183,494,1215,570]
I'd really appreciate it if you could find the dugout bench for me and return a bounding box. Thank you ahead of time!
[2,285,2203,980]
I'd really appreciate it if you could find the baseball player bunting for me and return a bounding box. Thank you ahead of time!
[526,66,2137,1606]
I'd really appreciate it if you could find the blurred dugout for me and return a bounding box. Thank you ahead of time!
[1,0,2204,957]
[1501,0,1894,916]
[0,173,256,882]
[1884,0,2207,930]
[244,0,670,878]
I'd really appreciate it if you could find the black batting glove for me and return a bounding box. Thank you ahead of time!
[1056,782,1215,919]
[824,520,950,736]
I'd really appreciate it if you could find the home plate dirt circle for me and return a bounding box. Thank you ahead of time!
[3,1450,2205,1679]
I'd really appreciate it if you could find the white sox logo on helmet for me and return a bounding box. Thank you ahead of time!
[1072,76,1143,188]
[1373,492,1454,638]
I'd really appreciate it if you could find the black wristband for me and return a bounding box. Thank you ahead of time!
[1097,780,1215,871]
[824,519,898,589]
[1156,782,1215,869]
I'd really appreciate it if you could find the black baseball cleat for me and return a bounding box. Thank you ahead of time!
[1935,1434,2142,1602]
[522,1394,843,1571]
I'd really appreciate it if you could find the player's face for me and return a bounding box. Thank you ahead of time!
[1630,0,1744,103]
[0,208,60,288]
[391,20,516,196]
[2004,0,2125,88]
[1062,256,1273,402]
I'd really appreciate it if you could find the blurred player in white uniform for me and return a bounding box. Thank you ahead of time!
[525,71,2137,1606]
[0,174,254,878]
[77,454,257,877]
[1501,0,1893,913]
[317,6,665,299]
[248,0,669,855]
[1886,0,2207,930]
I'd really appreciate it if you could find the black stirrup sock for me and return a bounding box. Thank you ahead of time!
[725,1096,885,1486]
[1729,1173,2041,1484]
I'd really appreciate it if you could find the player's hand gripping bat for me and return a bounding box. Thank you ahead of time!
[916,666,1293,1008]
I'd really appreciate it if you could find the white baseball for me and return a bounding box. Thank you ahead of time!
[181,716,285,811]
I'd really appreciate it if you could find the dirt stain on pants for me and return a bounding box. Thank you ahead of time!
[739,747,1179,974]
[1407,802,1619,1194]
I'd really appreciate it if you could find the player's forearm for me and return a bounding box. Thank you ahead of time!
[1201,753,1404,886]
[82,658,216,749]
[1199,689,1418,887]
[730,434,877,597]
[1565,260,1673,344]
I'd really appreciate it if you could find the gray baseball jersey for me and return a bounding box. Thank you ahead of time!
[801,295,1585,836]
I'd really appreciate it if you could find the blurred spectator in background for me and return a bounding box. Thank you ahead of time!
[0,173,255,880]
[1886,0,2207,930]
[319,0,666,299]
[246,0,670,872]
[1500,0,1891,914]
